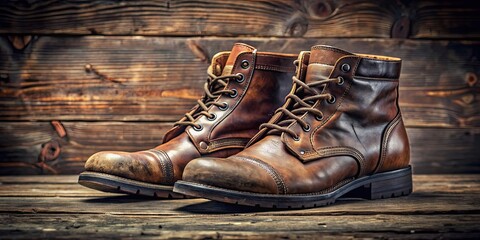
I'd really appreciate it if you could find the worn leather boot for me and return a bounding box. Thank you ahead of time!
[78,43,298,198]
[174,45,412,207]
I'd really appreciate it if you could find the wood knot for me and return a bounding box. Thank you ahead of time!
[306,0,334,20]
[391,16,410,38]
[39,140,61,162]
[286,12,309,37]
[465,72,478,87]
[8,35,33,50]
[289,21,308,37]
[461,93,475,105]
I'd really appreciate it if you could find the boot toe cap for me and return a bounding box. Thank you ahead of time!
[182,157,283,194]
[85,151,128,173]
[84,150,170,184]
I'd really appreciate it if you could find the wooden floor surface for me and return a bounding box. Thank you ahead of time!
[0,175,479,239]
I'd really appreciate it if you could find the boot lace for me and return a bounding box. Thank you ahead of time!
[260,60,343,140]
[174,72,243,129]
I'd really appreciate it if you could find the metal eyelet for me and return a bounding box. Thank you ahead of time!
[236,73,245,83]
[241,60,250,69]
[193,125,203,131]
[303,124,311,132]
[337,76,344,85]
[341,63,351,72]
[207,113,216,121]
[199,141,208,150]
[218,102,229,111]
[327,95,336,104]
[229,89,238,98]
[315,115,324,121]
[293,135,300,141]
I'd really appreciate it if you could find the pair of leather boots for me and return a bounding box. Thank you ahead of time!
[79,43,412,209]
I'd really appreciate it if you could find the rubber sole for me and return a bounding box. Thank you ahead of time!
[78,171,187,198]
[173,166,412,209]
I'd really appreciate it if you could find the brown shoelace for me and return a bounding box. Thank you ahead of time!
[260,62,343,140]
[174,72,243,129]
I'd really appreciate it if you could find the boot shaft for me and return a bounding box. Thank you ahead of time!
[280,46,409,176]
[165,43,298,154]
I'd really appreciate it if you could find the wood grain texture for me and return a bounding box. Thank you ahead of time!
[410,0,480,39]
[1,37,479,127]
[0,121,478,175]
[0,175,478,239]
[1,0,479,39]
[0,121,170,175]
[1,214,477,239]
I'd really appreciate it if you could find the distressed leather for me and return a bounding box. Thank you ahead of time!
[84,43,298,185]
[183,45,410,194]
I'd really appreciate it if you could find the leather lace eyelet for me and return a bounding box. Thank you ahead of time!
[337,76,344,85]
[207,113,216,121]
[193,125,203,131]
[241,60,250,69]
[302,124,311,132]
[219,102,229,111]
[341,63,351,72]
[327,95,336,104]
[236,73,245,83]
[230,89,238,98]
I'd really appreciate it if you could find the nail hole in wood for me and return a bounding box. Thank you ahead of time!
[465,72,477,87]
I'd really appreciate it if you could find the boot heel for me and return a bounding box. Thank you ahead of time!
[343,167,413,200]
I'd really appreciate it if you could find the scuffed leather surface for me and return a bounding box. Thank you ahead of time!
[183,156,280,194]
[85,150,166,184]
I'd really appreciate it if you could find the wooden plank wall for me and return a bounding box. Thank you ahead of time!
[0,0,479,175]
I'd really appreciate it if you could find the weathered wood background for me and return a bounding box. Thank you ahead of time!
[0,0,479,175]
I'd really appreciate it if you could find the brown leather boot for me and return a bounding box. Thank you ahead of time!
[174,45,412,207]
[78,43,298,198]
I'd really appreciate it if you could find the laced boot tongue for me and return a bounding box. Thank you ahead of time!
[221,43,256,75]
[305,45,353,84]
[259,46,354,139]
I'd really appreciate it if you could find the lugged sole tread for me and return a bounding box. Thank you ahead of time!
[78,171,187,199]
[173,166,413,209]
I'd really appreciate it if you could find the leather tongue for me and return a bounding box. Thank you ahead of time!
[305,45,353,84]
[222,43,256,75]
